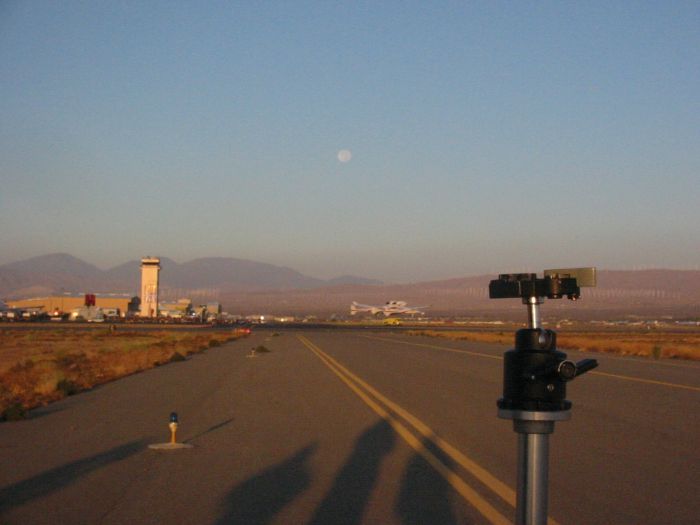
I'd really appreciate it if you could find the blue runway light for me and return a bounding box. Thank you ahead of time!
[170,412,178,423]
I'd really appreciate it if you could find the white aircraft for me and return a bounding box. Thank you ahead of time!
[350,300,427,317]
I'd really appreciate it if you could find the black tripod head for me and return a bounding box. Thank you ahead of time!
[489,267,597,303]
[489,267,598,413]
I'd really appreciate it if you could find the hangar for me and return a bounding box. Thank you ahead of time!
[7,294,139,317]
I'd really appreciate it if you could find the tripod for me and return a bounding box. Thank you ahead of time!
[489,269,598,525]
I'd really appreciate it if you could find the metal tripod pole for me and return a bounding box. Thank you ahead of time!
[518,433,549,524]
[526,296,542,330]
[500,412,570,525]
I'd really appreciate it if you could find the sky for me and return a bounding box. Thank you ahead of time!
[1,1,698,282]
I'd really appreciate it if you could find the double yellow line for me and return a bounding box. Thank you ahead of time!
[297,334,557,525]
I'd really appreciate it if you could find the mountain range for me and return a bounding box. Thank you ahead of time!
[0,253,381,300]
[1,254,699,319]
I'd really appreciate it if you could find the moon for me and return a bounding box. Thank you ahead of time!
[337,149,352,163]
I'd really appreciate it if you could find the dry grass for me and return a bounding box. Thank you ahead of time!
[408,328,700,361]
[0,327,249,419]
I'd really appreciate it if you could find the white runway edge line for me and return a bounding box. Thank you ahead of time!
[297,334,561,525]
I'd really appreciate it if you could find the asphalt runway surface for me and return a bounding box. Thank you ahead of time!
[0,329,698,524]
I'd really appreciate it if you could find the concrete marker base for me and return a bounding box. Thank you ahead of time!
[148,442,194,450]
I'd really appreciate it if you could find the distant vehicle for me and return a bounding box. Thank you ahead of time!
[1,309,22,321]
[350,300,427,317]
[383,317,402,326]
[100,308,121,320]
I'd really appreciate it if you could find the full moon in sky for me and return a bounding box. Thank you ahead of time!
[337,149,352,163]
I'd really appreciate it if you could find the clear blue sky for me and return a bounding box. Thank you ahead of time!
[1,1,698,281]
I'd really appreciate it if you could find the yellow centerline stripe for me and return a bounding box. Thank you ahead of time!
[363,334,700,392]
[297,335,513,525]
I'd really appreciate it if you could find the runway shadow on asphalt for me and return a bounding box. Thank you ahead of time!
[396,437,458,525]
[215,444,317,525]
[25,404,68,420]
[309,419,395,525]
[0,440,145,515]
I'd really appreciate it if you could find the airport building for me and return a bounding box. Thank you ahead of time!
[159,299,193,318]
[190,302,222,321]
[6,294,139,317]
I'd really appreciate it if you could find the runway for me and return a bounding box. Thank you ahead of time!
[0,329,698,524]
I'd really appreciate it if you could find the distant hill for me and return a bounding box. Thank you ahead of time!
[0,254,380,299]
[326,275,383,287]
[0,254,107,298]
[0,253,102,278]
[103,256,326,293]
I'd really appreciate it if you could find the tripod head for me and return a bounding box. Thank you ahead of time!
[489,267,596,302]
[490,268,596,329]
[490,267,598,413]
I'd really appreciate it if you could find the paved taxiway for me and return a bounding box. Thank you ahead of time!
[0,329,698,524]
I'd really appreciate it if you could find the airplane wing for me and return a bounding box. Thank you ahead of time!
[351,302,381,315]
[388,305,429,315]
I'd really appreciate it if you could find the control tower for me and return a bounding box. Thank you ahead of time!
[140,257,161,317]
